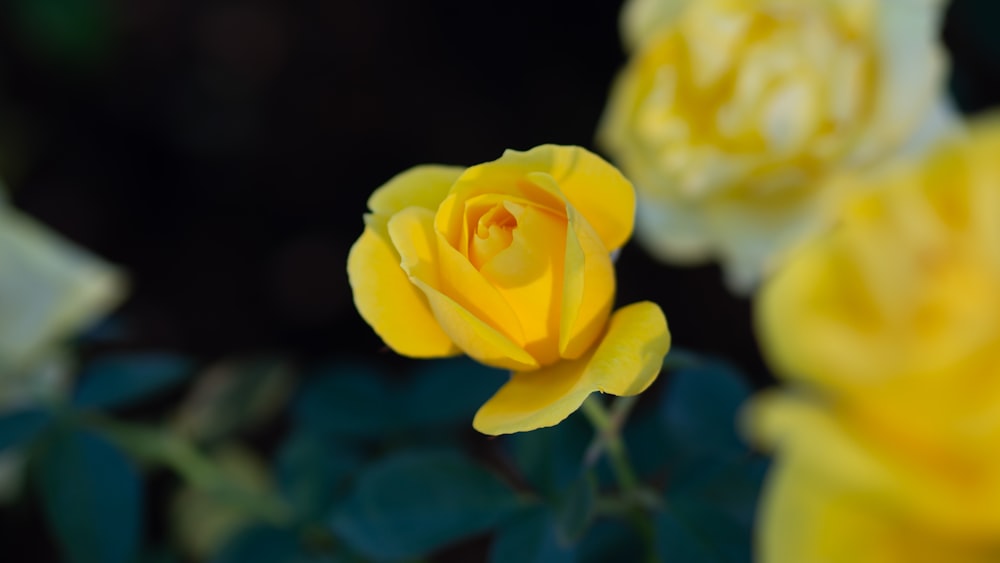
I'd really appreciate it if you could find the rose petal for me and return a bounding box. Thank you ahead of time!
[744,392,1000,555]
[559,204,616,360]
[434,230,527,346]
[504,145,636,252]
[479,202,568,365]
[436,167,566,250]
[347,224,459,358]
[388,207,538,371]
[473,301,670,435]
[619,0,692,53]
[853,0,951,162]
[368,165,464,218]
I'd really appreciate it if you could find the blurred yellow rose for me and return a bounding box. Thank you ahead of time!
[347,145,670,435]
[598,0,956,290]
[0,185,126,410]
[746,117,1000,562]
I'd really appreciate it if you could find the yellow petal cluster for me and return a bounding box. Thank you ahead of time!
[347,145,671,435]
[598,0,956,290]
[746,118,1000,562]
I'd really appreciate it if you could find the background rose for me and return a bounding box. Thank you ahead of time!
[347,145,670,435]
[745,117,1000,561]
[599,0,957,291]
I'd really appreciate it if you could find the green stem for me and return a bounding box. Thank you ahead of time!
[581,395,658,562]
[581,396,639,492]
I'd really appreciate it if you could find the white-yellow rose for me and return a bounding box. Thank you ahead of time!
[599,0,957,290]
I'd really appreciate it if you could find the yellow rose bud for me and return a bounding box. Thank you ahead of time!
[599,0,957,291]
[745,117,1000,561]
[347,145,671,435]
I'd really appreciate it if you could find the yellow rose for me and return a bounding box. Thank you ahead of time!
[0,185,125,408]
[347,145,671,435]
[745,118,1000,561]
[747,394,1000,563]
[598,0,956,290]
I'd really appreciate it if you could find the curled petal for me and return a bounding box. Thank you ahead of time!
[505,146,636,252]
[346,224,459,358]
[387,207,538,371]
[473,301,670,435]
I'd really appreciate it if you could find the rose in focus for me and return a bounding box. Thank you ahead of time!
[745,118,1000,562]
[599,0,955,290]
[347,145,670,435]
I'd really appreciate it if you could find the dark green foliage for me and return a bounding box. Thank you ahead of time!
[489,506,577,563]
[651,351,767,562]
[553,472,598,544]
[212,525,306,563]
[505,411,593,497]
[658,355,753,463]
[0,407,52,453]
[397,357,506,433]
[329,449,524,561]
[73,353,195,410]
[276,430,365,524]
[34,427,143,563]
[293,363,393,440]
[293,358,505,442]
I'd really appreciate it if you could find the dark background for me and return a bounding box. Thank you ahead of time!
[0,1,999,562]
[1,0,998,386]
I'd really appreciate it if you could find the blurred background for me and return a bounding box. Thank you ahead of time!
[4,0,1000,379]
[0,0,998,560]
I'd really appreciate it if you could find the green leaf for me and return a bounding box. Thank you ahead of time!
[276,430,364,523]
[659,357,753,463]
[73,353,195,410]
[34,427,143,563]
[576,518,645,563]
[505,411,592,497]
[553,473,596,544]
[489,505,576,563]
[212,524,365,563]
[293,363,393,440]
[330,449,523,560]
[211,524,302,563]
[0,407,52,453]
[655,456,767,563]
[397,357,506,432]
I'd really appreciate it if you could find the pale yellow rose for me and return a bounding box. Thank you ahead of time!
[599,0,956,290]
[0,183,126,410]
[346,145,670,435]
[745,118,1000,561]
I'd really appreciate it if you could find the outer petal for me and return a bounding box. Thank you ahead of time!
[852,0,950,163]
[757,455,982,563]
[368,165,464,218]
[559,204,616,359]
[744,393,1000,548]
[0,206,126,375]
[473,301,670,435]
[620,0,692,52]
[387,207,539,371]
[503,146,636,253]
[346,224,459,358]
